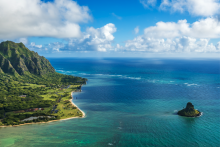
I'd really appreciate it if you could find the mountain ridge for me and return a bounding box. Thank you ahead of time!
[0,41,55,76]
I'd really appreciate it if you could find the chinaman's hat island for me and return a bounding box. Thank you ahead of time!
[177,102,201,117]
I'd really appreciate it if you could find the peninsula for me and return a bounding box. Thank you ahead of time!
[0,41,87,127]
[177,102,201,117]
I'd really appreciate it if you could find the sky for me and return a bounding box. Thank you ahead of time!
[1,0,220,58]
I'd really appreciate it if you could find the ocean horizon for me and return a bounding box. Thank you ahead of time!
[0,58,219,147]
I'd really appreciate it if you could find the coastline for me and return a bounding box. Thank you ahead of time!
[70,91,85,117]
[0,91,85,128]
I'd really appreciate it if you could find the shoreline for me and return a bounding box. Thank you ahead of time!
[70,91,86,117]
[0,91,85,128]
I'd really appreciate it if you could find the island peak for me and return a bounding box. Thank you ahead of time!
[177,102,201,117]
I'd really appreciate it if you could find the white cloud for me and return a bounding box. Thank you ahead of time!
[215,42,220,50]
[144,19,189,38]
[120,17,220,53]
[140,0,157,8]
[43,23,117,52]
[0,0,91,39]
[30,42,42,49]
[116,44,121,48]
[73,23,116,52]
[42,42,65,52]
[123,36,220,53]
[144,17,220,39]
[160,0,220,17]
[134,26,139,34]
[18,38,28,45]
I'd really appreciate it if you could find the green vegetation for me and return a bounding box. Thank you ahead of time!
[0,41,87,126]
[0,41,55,76]
[177,102,201,117]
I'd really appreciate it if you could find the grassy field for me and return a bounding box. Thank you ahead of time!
[5,84,83,121]
[42,85,83,119]
[20,83,46,88]
[55,98,83,119]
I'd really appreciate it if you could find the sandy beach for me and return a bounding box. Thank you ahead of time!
[70,91,86,117]
[0,91,85,128]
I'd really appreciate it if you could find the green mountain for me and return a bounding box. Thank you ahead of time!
[0,41,55,76]
[0,41,87,125]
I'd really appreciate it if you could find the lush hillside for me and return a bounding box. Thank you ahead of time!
[0,41,87,85]
[0,41,87,126]
[0,41,55,76]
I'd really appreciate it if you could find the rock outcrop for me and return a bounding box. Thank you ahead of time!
[177,102,201,117]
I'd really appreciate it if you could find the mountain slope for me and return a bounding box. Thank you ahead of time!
[0,41,55,76]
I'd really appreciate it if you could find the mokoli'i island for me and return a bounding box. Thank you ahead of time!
[0,0,220,147]
[177,102,201,117]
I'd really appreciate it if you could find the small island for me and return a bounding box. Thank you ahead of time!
[177,102,201,117]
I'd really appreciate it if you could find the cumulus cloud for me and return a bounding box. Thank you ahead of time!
[124,36,220,53]
[120,17,220,53]
[160,0,220,17]
[43,23,117,52]
[68,23,116,52]
[134,26,139,34]
[140,0,157,8]
[215,42,220,50]
[30,42,42,49]
[18,38,28,45]
[144,17,220,39]
[0,0,91,39]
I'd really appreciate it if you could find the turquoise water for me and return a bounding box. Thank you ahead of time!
[0,58,220,147]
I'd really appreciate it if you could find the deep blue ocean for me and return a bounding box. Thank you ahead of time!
[0,58,220,147]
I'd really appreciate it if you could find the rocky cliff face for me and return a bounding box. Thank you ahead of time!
[0,41,55,76]
[177,102,201,117]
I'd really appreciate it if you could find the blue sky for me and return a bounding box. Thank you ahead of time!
[1,0,220,58]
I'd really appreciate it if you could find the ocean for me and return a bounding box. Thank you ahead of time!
[0,58,220,147]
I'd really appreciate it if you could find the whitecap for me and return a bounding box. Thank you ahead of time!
[123,76,141,80]
[79,73,91,75]
[108,143,113,146]
[108,75,122,77]
[199,112,203,117]
[56,70,64,72]
[116,75,122,76]
[186,83,198,86]
[94,74,104,76]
